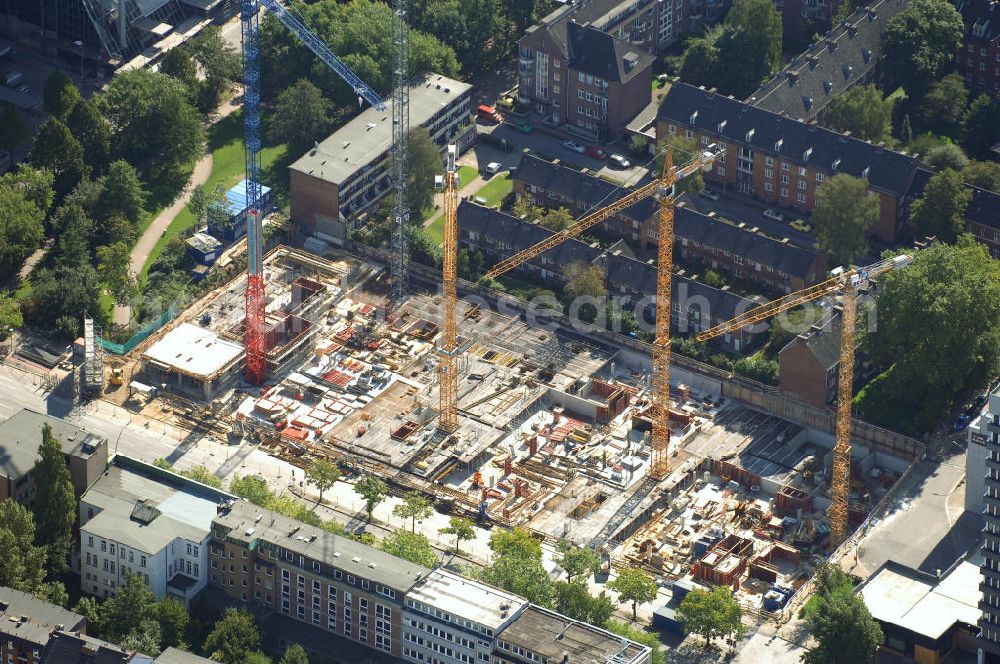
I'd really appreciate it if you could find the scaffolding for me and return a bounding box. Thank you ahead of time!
[82,316,104,395]
[80,0,188,63]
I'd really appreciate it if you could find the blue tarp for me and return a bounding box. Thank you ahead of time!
[225,179,272,217]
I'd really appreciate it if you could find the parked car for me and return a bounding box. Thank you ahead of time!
[514,120,534,134]
[698,188,720,201]
[483,162,502,176]
[563,139,586,154]
[477,104,504,124]
[586,146,609,160]
[955,414,971,431]
[16,84,29,94]
[763,208,785,223]
[789,219,812,233]
[609,154,631,168]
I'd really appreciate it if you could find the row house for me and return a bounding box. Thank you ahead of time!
[954,0,1000,96]
[906,168,1000,258]
[518,7,654,140]
[657,82,920,243]
[458,201,767,352]
[749,0,908,119]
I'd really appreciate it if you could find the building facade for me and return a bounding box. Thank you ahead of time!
[0,408,107,505]
[494,606,651,664]
[79,456,231,605]
[209,500,428,660]
[657,83,921,244]
[290,73,473,240]
[955,0,1000,96]
[518,7,654,141]
[975,384,1000,661]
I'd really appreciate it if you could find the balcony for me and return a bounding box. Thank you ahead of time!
[518,51,534,65]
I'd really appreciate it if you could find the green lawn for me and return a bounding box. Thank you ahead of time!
[139,113,287,284]
[476,174,513,207]
[425,216,445,245]
[457,165,477,190]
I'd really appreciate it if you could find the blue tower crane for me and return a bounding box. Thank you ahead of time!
[240,0,386,385]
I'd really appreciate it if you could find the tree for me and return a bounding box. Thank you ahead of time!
[678,171,705,198]
[305,460,340,504]
[961,94,1000,160]
[924,143,969,172]
[393,491,433,533]
[379,530,438,567]
[962,160,1000,192]
[0,183,46,281]
[33,424,76,575]
[230,475,274,507]
[553,581,615,625]
[811,175,877,265]
[406,127,444,215]
[803,593,883,664]
[157,597,189,649]
[159,47,198,90]
[30,118,87,197]
[481,528,553,607]
[34,581,68,607]
[676,587,746,648]
[99,572,159,641]
[0,500,47,593]
[607,568,658,621]
[0,103,29,150]
[279,644,309,664]
[100,69,204,174]
[439,516,475,554]
[420,0,503,74]
[714,0,783,97]
[884,0,964,98]
[556,541,599,583]
[920,74,968,135]
[860,239,1000,432]
[43,70,81,119]
[679,37,720,87]
[269,79,333,151]
[354,475,387,522]
[244,653,272,664]
[564,262,607,303]
[825,86,894,143]
[97,242,136,305]
[540,207,573,232]
[26,264,105,338]
[186,26,241,113]
[203,608,262,664]
[67,99,112,174]
[0,295,23,337]
[120,619,162,657]
[512,195,543,221]
[910,169,972,242]
[99,160,147,230]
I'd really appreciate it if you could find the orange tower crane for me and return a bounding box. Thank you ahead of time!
[695,254,912,544]
[437,145,460,432]
[483,144,725,480]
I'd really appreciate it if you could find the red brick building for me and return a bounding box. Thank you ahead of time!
[954,0,1000,96]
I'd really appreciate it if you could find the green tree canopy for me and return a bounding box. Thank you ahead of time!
[393,491,433,533]
[406,127,444,215]
[961,160,1000,192]
[811,174,877,265]
[714,0,783,97]
[100,572,159,641]
[924,143,969,172]
[0,295,23,337]
[203,608,262,664]
[279,644,309,664]
[305,460,340,503]
[97,241,136,305]
[540,207,573,232]
[43,70,81,119]
[553,581,615,626]
[67,99,112,175]
[30,118,87,197]
[859,239,1000,432]
[379,530,438,567]
[564,262,608,323]
[920,73,968,135]
[556,541,600,583]
[607,568,658,621]
[803,592,883,664]
[0,499,47,593]
[157,597,190,649]
[0,182,46,281]
[33,424,76,575]
[229,474,275,507]
[910,168,972,242]
[0,103,30,151]
[480,528,553,608]
[418,0,503,74]
[269,79,333,151]
[961,94,1000,160]
[186,26,241,113]
[354,475,387,522]
[676,586,746,648]
[884,0,964,98]
[825,86,894,143]
[439,516,475,554]
[98,160,147,230]
[679,35,721,88]
[160,47,198,90]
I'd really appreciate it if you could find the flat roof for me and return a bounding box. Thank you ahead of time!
[81,456,232,554]
[142,322,243,379]
[289,73,471,187]
[154,648,215,664]
[408,569,528,630]
[215,499,430,593]
[500,606,650,663]
[859,557,982,640]
[225,178,272,216]
[0,408,105,481]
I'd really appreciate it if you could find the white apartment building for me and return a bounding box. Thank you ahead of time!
[402,569,528,664]
[79,456,233,606]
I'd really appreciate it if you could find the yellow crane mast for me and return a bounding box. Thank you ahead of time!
[695,254,913,544]
[483,144,725,480]
[438,145,459,432]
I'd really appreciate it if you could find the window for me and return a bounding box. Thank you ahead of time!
[578,71,584,82]
[360,598,368,611]
[816,173,824,183]
[797,179,806,190]
[798,166,807,176]
[780,187,788,197]
[88,536,94,548]
[764,182,774,192]
[715,166,725,176]
[782,162,789,171]
[764,156,774,166]
[577,89,584,99]
[798,193,806,203]
[781,174,789,184]
[764,168,773,178]
[101,540,107,552]
[685,129,694,138]
[187,543,192,556]
[334,570,343,581]
[701,135,710,145]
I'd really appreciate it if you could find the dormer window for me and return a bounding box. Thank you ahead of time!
[717,120,727,132]
[803,147,813,162]
[774,139,783,152]
[831,158,841,170]
[746,128,755,141]
[689,110,698,124]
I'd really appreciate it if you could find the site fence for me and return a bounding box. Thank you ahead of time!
[98,306,177,355]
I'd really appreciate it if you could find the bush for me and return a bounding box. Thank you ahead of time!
[733,356,779,384]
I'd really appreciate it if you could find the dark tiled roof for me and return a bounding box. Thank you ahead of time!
[514,153,657,223]
[801,311,842,369]
[749,0,909,119]
[458,202,762,326]
[526,0,649,58]
[566,21,654,84]
[907,167,1000,231]
[43,631,132,664]
[658,83,919,196]
[675,205,822,280]
[957,0,1000,42]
